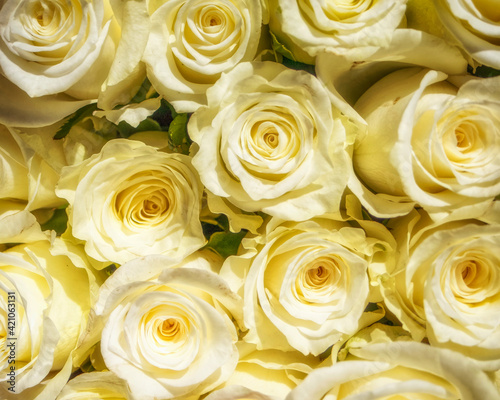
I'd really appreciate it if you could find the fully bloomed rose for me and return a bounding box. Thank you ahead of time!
[189,61,353,221]
[287,341,500,400]
[0,0,149,126]
[267,0,407,64]
[377,204,500,369]
[56,139,206,265]
[96,266,242,400]
[0,239,100,399]
[350,67,500,218]
[143,0,262,112]
[221,216,393,356]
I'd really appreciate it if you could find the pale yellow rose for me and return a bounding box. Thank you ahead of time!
[350,67,500,219]
[0,0,149,127]
[189,61,353,221]
[96,266,243,400]
[56,139,206,265]
[287,339,500,400]
[409,0,500,68]
[377,203,500,369]
[221,216,393,356]
[56,371,135,400]
[0,238,100,399]
[143,0,262,113]
[268,0,407,64]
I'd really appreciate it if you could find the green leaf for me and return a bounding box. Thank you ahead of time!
[117,117,162,138]
[151,99,176,128]
[281,56,316,75]
[129,78,159,104]
[468,65,500,77]
[168,112,192,154]
[53,103,98,140]
[40,207,68,235]
[270,30,296,62]
[204,230,247,259]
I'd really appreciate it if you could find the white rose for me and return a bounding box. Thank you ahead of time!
[287,341,500,400]
[97,267,242,400]
[189,61,352,221]
[350,67,500,218]
[56,139,206,265]
[433,0,500,68]
[379,204,500,369]
[267,0,407,64]
[221,216,393,356]
[0,0,149,127]
[0,239,99,398]
[56,371,134,400]
[143,0,262,113]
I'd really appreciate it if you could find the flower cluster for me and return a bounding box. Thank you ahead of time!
[1,0,499,399]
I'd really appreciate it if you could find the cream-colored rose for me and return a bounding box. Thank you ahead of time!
[189,61,353,221]
[143,0,262,113]
[1,124,63,211]
[56,139,206,265]
[213,342,320,400]
[0,239,100,399]
[56,371,135,400]
[205,385,274,400]
[287,340,500,400]
[221,216,393,356]
[432,0,500,68]
[268,0,407,64]
[0,0,149,127]
[378,204,500,369]
[97,267,242,400]
[350,67,500,218]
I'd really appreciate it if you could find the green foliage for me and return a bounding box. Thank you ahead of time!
[469,65,500,77]
[40,207,68,235]
[53,103,98,140]
[281,57,316,76]
[117,117,162,138]
[202,215,247,259]
[129,78,159,104]
[270,30,296,62]
[204,230,247,259]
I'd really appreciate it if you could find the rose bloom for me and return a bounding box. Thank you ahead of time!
[189,61,352,221]
[221,216,394,356]
[267,0,407,64]
[0,0,149,127]
[97,267,242,399]
[350,67,500,218]
[433,0,500,68]
[378,204,500,369]
[56,139,206,265]
[0,239,99,398]
[143,0,262,112]
[287,341,500,400]
[56,371,135,400]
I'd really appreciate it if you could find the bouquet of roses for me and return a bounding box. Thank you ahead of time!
[1,0,499,399]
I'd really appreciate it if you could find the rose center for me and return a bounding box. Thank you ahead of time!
[263,131,279,149]
[158,318,181,341]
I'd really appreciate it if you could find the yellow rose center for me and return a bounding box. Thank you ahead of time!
[472,0,500,22]
[323,0,373,20]
[113,171,174,230]
[296,256,345,302]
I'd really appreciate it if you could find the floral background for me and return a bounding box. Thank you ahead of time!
[0,0,500,399]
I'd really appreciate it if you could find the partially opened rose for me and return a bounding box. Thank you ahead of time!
[189,61,352,221]
[144,0,262,112]
[351,67,500,218]
[287,341,500,400]
[56,371,134,400]
[267,0,407,64]
[433,0,500,68]
[56,139,206,265]
[97,267,242,399]
[222,217,392,356]
[0,239,99,398]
